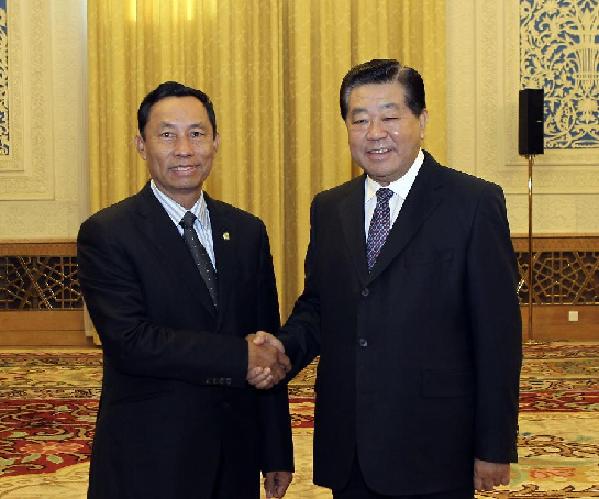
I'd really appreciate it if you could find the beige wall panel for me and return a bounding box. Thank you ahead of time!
[508,194,578,233]
[446,1,599,234]
[576,195,599,232]
[0,0,87,239]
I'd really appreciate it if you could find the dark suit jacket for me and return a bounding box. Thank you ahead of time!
[279,151,522,496]
[77,182,293,499]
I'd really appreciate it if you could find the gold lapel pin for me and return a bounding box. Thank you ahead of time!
[223,232,230,241]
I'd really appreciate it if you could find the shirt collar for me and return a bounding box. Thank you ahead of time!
[365,149,424,202]
[150,180,210,229]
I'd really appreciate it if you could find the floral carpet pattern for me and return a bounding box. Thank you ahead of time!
[0,343,597,498]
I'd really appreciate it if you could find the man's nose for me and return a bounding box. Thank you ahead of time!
[174,135,193,155]
[366,120,387,140]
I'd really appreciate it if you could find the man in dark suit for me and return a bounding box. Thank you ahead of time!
[273,59,522,498]
[78,81,293,499]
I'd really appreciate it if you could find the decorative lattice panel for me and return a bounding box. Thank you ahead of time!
[1,250,596,310]
[0,256,82,310]
[516,251,599,304]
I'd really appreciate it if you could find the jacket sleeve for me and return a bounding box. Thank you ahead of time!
[77,215,248,387]
[278,196,323,378]
[466,183,522,463]
[253,222,294,473]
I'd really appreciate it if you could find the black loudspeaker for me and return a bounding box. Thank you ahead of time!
[519,89,544,155]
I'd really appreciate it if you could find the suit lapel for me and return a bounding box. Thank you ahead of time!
[204,194,236,330]
[368,152,444,283]
[133,184,217,317]
[338,176,370,288]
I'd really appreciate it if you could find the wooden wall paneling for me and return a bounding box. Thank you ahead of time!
[1,237,598,344]
[521,305,599,342]
[0,310,89,346]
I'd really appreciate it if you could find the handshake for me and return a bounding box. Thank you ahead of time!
[246,331,291,389]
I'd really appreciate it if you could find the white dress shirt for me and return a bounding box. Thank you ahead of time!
[150,180,217,270]
[364,149,424,239]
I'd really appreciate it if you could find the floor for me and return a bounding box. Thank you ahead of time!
[0,342,598,498]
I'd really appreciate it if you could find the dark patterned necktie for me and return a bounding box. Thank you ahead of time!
[366,188,393,270]
[179,211,218,308]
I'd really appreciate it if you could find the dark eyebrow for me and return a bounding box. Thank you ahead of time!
[158,122,205,129]
[379,102,399,111]
[350,102,400,118]
[350,108,368,118]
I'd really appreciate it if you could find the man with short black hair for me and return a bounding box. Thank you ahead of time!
[79,81,293,499]
[269,59,522,498]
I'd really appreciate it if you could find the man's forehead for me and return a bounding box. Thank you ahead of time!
[147,97,210,125]
[349,82,406,104]
[348,84,406,113]
[149,96,207,116]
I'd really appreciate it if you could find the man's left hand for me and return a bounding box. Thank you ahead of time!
[474,458,510,491]
[264,471,292,498]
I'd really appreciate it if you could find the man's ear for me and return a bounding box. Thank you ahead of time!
[212,133,221,153]
[419,109,429,140]
[135,134,146,160]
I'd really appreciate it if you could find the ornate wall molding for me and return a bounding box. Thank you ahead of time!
[0,0,86,239]
[0,0,52,195]
[0,0,22,174]
[0,0,10,155]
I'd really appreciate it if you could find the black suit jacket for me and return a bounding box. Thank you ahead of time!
[78,183,293,499]
[280,151,522,495]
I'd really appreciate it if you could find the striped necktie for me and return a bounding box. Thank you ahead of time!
[366,188,393,270]
[179,211,218,307]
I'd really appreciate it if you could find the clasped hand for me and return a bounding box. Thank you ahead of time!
[246,331,291,389]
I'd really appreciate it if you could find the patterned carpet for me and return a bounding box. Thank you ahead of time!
[0,343,598,498]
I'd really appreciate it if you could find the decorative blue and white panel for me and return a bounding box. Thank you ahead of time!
[0,0,8,155]
[520,0,599,148]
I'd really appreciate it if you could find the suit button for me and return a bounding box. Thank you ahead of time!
[361,288,369,297]
[358,338,368,347]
